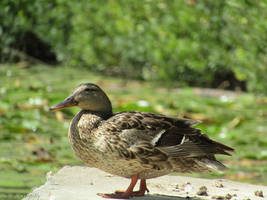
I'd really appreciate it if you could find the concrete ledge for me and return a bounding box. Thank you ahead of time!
[23,166,266,200]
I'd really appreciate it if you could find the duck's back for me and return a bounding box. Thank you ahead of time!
[99,111,233,173]
[103,111,232,153]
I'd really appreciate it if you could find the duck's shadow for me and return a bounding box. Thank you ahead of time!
[132,194,201,200]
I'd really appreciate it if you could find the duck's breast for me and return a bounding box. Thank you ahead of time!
[68,110,104,167]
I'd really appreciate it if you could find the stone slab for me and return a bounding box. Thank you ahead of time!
[23,166,266,200]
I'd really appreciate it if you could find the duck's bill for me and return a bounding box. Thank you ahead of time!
[50,96,78,111]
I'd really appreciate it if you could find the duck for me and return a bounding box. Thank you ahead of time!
[50,83,234,199]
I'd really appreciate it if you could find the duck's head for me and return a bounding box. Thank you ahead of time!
[50,83,112,114]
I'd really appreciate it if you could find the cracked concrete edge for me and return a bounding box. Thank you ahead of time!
[23,166,267,200]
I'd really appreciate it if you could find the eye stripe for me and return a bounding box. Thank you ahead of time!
[85,88,97,92]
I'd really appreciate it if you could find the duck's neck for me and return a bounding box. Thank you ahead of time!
[83,109,112,120]
[79,99,113,119]
[69,110,112,144]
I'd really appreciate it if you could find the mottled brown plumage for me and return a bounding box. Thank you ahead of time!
[50,83,234,199]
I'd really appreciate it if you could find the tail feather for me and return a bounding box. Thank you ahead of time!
[199,158,228,172]
[201,134,235,156]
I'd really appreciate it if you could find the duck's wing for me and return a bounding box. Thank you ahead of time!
[98,111,234,169]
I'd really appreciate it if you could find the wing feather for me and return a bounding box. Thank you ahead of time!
[99,111,233,163]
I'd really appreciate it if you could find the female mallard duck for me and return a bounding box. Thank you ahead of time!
[50,83,234,199]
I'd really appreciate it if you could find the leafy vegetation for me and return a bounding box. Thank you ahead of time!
[0,1,267,92]
[0,65,266,199]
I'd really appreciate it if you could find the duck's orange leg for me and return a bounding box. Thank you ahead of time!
[114,179,149,197]
[98,174,139,199]
[132,179,149,196]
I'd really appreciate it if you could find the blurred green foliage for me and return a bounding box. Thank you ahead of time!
[0,0,266,92]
